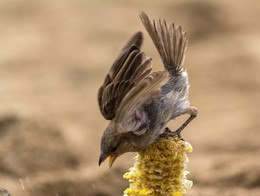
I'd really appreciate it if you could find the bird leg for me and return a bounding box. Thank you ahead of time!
[162,107,198,140]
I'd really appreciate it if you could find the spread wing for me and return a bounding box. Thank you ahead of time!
[114,71,170,133]
[98,32,152,120]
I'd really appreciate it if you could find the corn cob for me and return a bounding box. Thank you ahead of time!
[123,128,193,196]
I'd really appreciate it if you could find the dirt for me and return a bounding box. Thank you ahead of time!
[0,0,259,195]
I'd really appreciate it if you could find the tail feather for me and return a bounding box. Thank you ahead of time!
[140,12,189,76]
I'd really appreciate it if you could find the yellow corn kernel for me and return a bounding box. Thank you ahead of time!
[123,134,192,196]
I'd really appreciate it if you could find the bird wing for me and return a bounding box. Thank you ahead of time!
[114,71,170,133]
[98,32,152,120]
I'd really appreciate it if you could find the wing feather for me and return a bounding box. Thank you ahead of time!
[98,32,152,120]
[114,71,170,133]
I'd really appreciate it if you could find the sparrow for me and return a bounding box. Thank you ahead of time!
[98,12,197,168]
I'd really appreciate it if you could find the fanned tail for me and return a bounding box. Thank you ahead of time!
[140,12,189,76]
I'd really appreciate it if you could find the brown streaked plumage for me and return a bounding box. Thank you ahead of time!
[98,12,198,168]
[98,32,152,120]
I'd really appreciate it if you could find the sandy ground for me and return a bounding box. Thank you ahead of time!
[0,0,259,195]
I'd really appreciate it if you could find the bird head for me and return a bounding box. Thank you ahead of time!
[99,122,121,168]
[99,108,149,168]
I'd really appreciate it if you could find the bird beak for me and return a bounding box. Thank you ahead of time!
[98,152,117,168]
[99,152,107,166]
[108,154,117,169]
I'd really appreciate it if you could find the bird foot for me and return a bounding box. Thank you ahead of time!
[161,127,185,141]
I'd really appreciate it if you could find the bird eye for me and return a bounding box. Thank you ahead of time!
[111,146,117,152]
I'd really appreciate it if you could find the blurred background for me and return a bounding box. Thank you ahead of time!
[0,0,259,195]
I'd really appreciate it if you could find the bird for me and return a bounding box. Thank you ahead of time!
[98,12,197,168]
